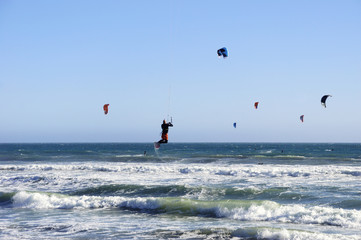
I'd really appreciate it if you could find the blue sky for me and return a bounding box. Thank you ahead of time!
[0,0,360,143]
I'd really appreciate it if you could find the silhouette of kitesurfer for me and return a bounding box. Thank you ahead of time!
[158,119,173,144]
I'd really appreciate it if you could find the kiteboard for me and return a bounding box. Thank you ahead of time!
[154,142,160,150]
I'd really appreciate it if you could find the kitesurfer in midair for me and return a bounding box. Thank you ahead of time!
[158,119,173,144]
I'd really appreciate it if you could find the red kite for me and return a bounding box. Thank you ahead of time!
[103,104,109,115]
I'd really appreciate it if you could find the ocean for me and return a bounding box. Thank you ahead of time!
[1,143,361,239]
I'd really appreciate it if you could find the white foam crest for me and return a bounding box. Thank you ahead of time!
[12,191,160,210]
[274,155,307,159]
[255,228,360,240]
[217,203,361,229]
[215,169,237,176]
[260,150,274,154]
[3,163,361,193]
[3,162,361,176]
[115,154,143,158]
[0,163,161,173]
[0,166,26,171]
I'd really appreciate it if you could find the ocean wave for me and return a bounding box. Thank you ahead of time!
[68,184,310,202]
[341,171,361,177]
[192,154,246,159]
[115,154,144,158]
[152,227,361,240]
[332,199,361,210]
[0,166,26,171]
[3,163,361,184]
[4,176,49,183]
[253,154,307,159]
[12,191,160,210]
[11,192,361,229]
[67,185,296,202]
[0,192,16,205]
[237,227,361,240]
[71,184,191,198]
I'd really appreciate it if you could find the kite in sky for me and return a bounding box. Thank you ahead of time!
[321,95,332,108]
[103,104,109,115]
[217,47,228,58]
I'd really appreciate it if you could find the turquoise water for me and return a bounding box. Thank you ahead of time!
[1,143,361,239]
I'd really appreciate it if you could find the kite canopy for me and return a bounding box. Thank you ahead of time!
[217,47,228,58]
[233,122,236,128]
[300,115,304,122]
[103,104,109,115]
[321,95,332,108]
[254,102,259,109]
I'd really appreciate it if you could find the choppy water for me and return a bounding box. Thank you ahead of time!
[1,143,361,239]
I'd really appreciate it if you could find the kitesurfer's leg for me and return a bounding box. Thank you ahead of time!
[158,133,169,144]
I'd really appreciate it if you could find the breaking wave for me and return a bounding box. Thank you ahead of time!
[10,191,361,229]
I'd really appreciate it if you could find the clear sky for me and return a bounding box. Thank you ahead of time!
[0,0,360,143]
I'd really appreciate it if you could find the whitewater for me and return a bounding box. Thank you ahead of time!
[1,143,361,239]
